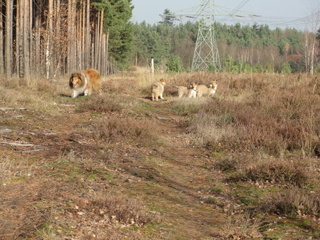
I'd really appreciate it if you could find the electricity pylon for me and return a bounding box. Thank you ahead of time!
[161,0,260,72]
[191,0,221,71]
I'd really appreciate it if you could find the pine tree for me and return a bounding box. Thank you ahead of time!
[93,0,134,67]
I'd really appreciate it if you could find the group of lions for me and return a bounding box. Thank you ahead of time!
[151,78,218,101]
[68,68,217,101]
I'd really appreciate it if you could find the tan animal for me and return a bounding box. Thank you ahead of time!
[196,80,218,97]
[174,82,197,98]
[151,78,166,101]
[187,82,197,98]
[69,69,102,98]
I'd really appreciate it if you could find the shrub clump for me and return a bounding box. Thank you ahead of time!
[232,159,309,187]
[266,188,320,217]
[95,115,159,146]
[78,96,123,113]
[78,196,161,226]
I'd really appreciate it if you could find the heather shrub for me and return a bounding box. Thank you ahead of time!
[77,196,161,226]
[189,73,320,155]
[102,78,139,95]
[94,115,159,146]
[266,188,320,217]
[77,95,123,113]
[232,159,309,187]
[37,80,58,93]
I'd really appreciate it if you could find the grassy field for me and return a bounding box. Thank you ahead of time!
[1,70,320,239]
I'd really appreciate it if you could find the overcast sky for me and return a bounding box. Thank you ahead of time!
[131,0,320,30]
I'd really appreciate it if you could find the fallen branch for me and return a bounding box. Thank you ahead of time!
[22,149,50,153]
[0,142,35,147]
[60,104,75,107]
[157,116,172,120]
[0,129,12,133]
[0,107,26,111]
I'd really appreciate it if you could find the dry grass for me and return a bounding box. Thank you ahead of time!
[0,75,65,112]
[219,212,262,239]
[266,187,320,217]
[77,195,162,226]
[179,72,320,156]
[232,158,310,187]
[94,115,160,146]
[77,95,124,113]
[0,155,33,182]
[2,71,320,238]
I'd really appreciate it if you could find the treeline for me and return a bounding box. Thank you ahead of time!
[0,1,318,77]
[0,0,134,78]
[130,18,320,74]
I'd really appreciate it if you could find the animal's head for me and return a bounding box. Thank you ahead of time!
[69,72,83,89]
[209,80,218,88]
[159,78,166,86]
[189,82,198,90]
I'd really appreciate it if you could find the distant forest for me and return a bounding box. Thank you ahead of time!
[129,10,320,74]
[0,1,318,77]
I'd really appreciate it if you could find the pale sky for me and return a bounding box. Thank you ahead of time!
[131,0,320,30]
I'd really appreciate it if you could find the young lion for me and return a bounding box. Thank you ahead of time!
[196,80,218,97]
[69,69,102,98]
[151,78,166,101]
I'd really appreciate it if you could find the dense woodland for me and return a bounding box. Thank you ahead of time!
[0,0,133,78]
[131,11,320,74]
[0,1,319,78]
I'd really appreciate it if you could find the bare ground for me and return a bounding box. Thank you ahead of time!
[0,95,229,239]
[1,74,320,239]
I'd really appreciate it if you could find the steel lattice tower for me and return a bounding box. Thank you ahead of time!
[161,0,257,72]
[192,0,221,71]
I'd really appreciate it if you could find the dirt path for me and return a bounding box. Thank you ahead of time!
[123,100,227,238]
[0,99,229,239]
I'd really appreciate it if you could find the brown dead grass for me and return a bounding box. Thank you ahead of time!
[77,95,124,113]
[77,195,162,226]
[232,158,310,187]
[1,72,320,239]
[182,73,320,156]
[94,115,160,146]
[266,187,320,217]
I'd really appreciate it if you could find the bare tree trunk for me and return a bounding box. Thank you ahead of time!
[86,0,91,69]
[101,33,105,76]
[35,0,41,76]
[16,0,20,77]
[78,2,82,70]
[54,0,61,77]
[29,0,33,78]
[94,11,100,70]
[91,42,94,68]
[24,0,30,79]
[5,0,13,77]
[0,1,3,75]
[68,0,72,73]
[47,0,53,79]
[82,0,85,69]
[106,29,109,74]
[77,6,82,70]
[98,10,104,73]
[71,0,76,72]
[311,40,315,75]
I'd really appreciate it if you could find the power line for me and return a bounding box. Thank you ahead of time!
[220,0,250,22]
